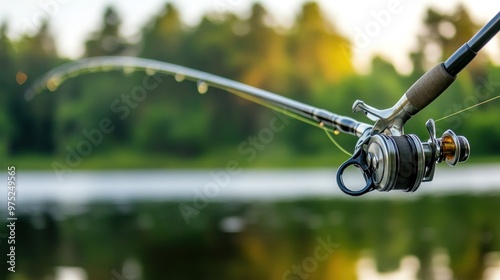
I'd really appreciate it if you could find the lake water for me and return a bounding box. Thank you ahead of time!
[3,164,500,205]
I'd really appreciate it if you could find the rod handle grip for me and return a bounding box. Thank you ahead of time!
[405,63,456,111]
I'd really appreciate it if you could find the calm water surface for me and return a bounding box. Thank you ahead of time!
[2,164,499,205]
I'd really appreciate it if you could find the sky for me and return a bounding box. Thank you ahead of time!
[0,0,499,74]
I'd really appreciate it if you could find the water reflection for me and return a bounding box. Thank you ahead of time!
[3,166,500,280]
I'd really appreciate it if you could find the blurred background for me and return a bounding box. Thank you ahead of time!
[0,0,500,279]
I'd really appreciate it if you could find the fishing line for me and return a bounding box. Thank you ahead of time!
[324,130,352,157]
[212,89,354,156]
[434,95,500,123]
[228,89,321,129]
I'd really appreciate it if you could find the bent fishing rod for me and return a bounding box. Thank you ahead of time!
[30,11,500,196]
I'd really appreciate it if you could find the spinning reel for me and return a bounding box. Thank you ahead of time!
[336,57,474,195]
[336,107,470,196]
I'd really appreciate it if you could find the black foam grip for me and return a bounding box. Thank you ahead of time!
[405,63,456,111]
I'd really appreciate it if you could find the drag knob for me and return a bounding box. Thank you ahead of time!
[440,130,470,166]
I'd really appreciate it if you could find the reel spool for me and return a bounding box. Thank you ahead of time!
[366,134,425,192]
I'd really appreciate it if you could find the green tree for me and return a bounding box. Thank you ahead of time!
[12,21,59,155]
[85,6,129,57]
[237,4,289,94]
[140,3,184,63]
[0,23,16,158]
[288,2,354,88]
[410,5,483,75]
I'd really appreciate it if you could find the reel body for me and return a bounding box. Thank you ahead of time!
[337,119,470,196]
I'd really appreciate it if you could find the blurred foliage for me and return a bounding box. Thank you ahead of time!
[2,2,500,168]
[2,194,500,279]
[1,4,499,279]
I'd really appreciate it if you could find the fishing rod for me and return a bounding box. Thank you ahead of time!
[28,57,372,138]
[30,11,500,196]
